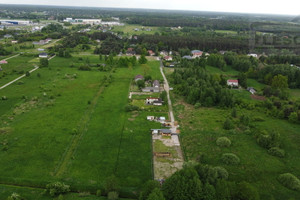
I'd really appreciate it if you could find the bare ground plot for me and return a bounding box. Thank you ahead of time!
[152,136,184,180]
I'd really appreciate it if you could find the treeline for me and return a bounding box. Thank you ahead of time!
[128,16,249,30]
[170,65,234,107]
[139,164,260,200]
[136,34,249,52]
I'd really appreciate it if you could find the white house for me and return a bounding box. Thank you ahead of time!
[227,80,239,87]
[248,53,258,58]
[147,116,155,121]
[146,98,163,106]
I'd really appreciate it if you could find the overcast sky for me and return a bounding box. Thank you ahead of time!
[0,0,299,16]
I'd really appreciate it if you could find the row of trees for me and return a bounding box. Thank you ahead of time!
[139,164,260,200]
[170,66,234,107]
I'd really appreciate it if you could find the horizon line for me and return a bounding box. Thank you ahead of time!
[0,3,298,17]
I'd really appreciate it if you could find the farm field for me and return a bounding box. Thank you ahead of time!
[112,24,159,35]
[0,55,162,198]
[172,95,300,200]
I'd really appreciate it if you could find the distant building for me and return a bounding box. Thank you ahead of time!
[247,87,257,94]
[182,55,193,60]
[0,20,30,25]
[148,50,155,56]
[164,56,173,61]
[4,34,12,38]
[160,51,168,57]
[248,53,258,58]
[64,18,102,25]
[142,87,160,93]
[191,50,203,58]
[227,80,239,87]
[146,97,163,106]
[39,53,48,58]
[11,40,18,44]
[135,75,144,82]
[153,80,160,88]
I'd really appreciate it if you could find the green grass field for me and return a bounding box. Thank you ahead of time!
[112,24,159,35]
[0,55,163,199]
[0,55,37,86]
[215,30,238,35]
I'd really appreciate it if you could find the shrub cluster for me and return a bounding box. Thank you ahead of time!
[45,182,70,197]
[216,137,231,147]
[221,153,240,165]
[278,173,300,191]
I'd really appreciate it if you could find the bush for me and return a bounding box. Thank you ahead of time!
[7,192,22,200]
[1,96,7,100]
[223,118,234,130]
[45,182,70,197]
[78,65,91,71]
[194,102,201,109]
[213,166,229,180]
[96,189,102,197]
[278,173,300,191]
[221,153,240,165]
[108,191,119,200]
[105,175,119,193]
[216,137,231,147]
[268,147,285,158]
[125,104,139,112]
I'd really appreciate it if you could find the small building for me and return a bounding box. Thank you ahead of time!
[153,80,160,88]
[38,48,45,51]
[4,34,12,38]
[146,97,161,104]
[135,75,144,82]
[247,87,257,94]
[248,53,258,58]
[39,53,48,58]
[11,40,18,44]
[147,116,155,121]
[0,60,8,64]
[182,55,193,60]
[160,51,168,57]
[151,129,160,134]
[148,50,155,56]
[164,56,173,61]
[159,129,172,136]
[126,50,136,56]
[191,50,203,58]
[158,116,166,122]
[227,79,239,87]
[142,87,160,93]
[153,99,163,106]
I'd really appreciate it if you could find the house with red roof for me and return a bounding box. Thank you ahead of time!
[164,56,173,61]
[227,79,239,87]
[148,50,155,56]
[191,50,203,58]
